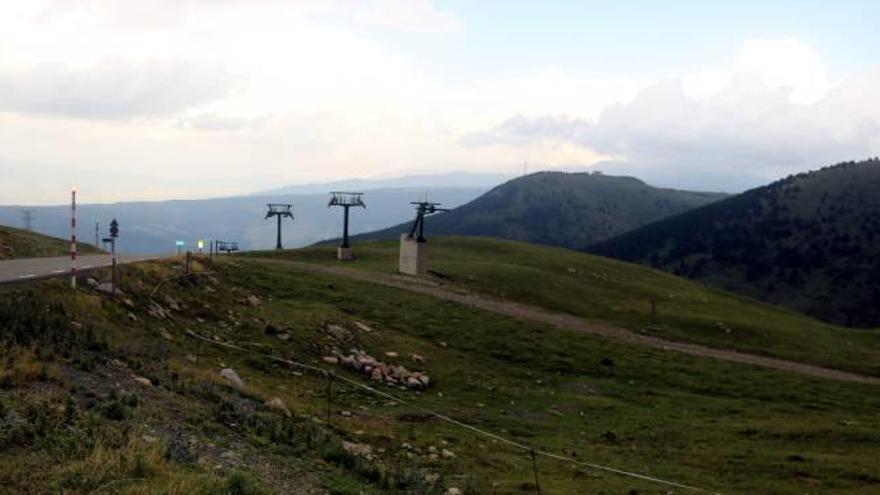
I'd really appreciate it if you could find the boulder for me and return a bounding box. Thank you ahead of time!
[265,397,292,418]
[246,295,261,307]
[353,321,373,333]
[220,368,245,388]
[133,376,152,387]
[342,441,373,458]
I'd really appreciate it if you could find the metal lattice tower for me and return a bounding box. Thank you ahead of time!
[19,209,34,231]
[408,201,447,242]
[328,192,366,249]
[265,203,294,250]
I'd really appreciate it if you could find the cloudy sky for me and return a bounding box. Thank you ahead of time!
[2,0,879,204]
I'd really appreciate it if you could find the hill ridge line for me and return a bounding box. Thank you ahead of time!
[256,258,880,386]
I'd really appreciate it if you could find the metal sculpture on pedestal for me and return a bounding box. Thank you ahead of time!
[399,201,447,276]
[265,203,294,250]
[328,191,366,260]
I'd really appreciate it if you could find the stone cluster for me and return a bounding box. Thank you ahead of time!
[325,349,431,389]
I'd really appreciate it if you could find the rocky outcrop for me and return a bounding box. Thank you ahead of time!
[325,349,431,390]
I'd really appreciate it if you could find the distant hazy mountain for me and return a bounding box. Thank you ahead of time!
[253,171,512,195]
[0,186,490,254]
[342,171,727,249]
[590,158,880,327]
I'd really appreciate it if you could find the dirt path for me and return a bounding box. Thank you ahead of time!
[258,259,880,387]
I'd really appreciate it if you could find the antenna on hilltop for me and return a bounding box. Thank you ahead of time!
[265,203,294,250]
[19,209,34,231]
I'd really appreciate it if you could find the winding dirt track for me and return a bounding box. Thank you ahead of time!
[259,259,880,386]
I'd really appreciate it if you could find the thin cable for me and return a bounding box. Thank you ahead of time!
[185,329,716,493]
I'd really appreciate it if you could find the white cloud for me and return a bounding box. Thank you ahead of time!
[465,39,880,190]
[0,59,239,119]
[355,0,462,33]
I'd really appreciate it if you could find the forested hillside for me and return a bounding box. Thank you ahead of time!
[345,172,726,249]
[591,159,880,327]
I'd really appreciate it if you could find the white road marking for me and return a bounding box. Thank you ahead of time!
[52,270,64,273]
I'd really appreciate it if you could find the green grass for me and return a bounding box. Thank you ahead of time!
[246,236,880,378]
[2,246,880,493]
[0,224,102,260]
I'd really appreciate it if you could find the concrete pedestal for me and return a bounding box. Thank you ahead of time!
[398,234,427,276]
[337,247,354,261]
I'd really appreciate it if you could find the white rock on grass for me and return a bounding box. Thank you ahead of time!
[220,368,245,388]
[265,397,292,418]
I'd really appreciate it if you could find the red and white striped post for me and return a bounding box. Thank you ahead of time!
[71,187,77,290]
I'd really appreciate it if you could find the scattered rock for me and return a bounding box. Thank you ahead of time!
[410,353,425,364]
[86,278,99,288]
[353,321,373,333]
[133,376,152,387]
[445,488,462,495]
[69,321,83,330]
[241,294,261,307]
[567,267,578,274]
[163,295,181,311]
[441,448,456,459]
[340,410,352,418]
[384,351,399,358]
[265,397,292,418]
[159,328,174,341]
[342,441,373,458]
[329,349,431,390]
[95,282,123,296]
[220,368,245,388]
[185,354,198,363]
[127,312,138,321]
[439,341,448,348]
[276,333,290,341]
[322,356,339,365]
[122,298,135,308]
[324,323,352,341]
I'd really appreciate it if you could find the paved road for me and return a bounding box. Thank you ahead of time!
[0,254,157,285]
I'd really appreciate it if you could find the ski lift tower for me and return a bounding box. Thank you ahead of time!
[265,203,294,250]
[328,191,366,260]
[399,201,447,276]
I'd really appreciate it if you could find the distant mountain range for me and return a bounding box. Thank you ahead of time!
[590,158,880,328]
[0,172,504,253]
[253,171,512,195]
[341,171,728,249]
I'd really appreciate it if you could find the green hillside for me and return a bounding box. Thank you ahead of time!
[2,243,879,494]
[258,236,880,378]
[589,159,880,328]
[0,224,102,260]
[344,172,726,249]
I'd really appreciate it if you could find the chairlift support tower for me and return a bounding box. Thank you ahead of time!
[328,191,366,260]
[265,203,294,250]
[399,200,447,276]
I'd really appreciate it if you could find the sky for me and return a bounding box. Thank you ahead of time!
[1,0,879,204]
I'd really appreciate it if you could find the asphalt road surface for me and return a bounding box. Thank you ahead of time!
[0,254,156,285]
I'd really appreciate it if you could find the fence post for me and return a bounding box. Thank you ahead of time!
[326,371,333,426]
[531,448,542,495]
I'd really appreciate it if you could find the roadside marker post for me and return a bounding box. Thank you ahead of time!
[70,188,77,290]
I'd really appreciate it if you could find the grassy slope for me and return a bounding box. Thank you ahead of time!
[2,255,879,494]
[343,172,726,250]
[0,224,102,260]
[252,237,880,378]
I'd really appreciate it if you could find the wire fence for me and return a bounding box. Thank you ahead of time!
[185,329,718,494]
